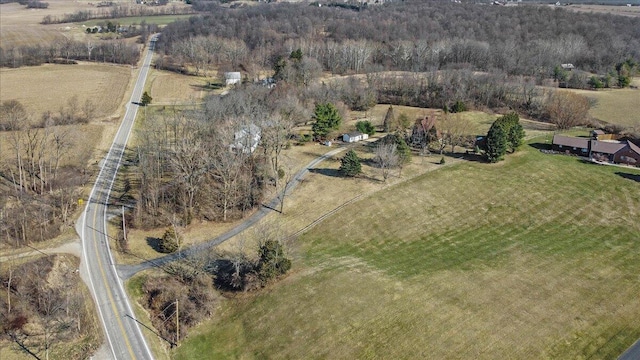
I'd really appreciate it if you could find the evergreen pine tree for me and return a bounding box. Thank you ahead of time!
[159,226,181,253]
[339,149,362,177]
[383,105,395,133]
[141,91,152,106]
[312,103,342,140]
[485,122,507,163]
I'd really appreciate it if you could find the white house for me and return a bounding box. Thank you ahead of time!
[561,63,575,70]
[224,72,242,85]
[230,124,261,154]
[343,132,368,143]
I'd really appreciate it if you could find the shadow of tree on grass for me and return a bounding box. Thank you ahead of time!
[146,237,162,252]
[616,172,640,183]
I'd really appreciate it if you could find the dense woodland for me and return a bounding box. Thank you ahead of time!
[131,85,306,229]
[158,1,640,77]
[0,255,100,360]
[0,98,99,248]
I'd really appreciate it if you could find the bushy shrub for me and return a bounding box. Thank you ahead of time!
[356,120,375,136]
[257,240,292,282]
[159,227,181,253]
[451,100,467,113]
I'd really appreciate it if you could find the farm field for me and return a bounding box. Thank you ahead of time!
[172,136,640,359]
[564,85,640,128]
[81,14,193,27]
[0,0,100,47]
[566,4,640,18]
[146,70,212,105]
[0,63,131,120]
[0,0,190,47]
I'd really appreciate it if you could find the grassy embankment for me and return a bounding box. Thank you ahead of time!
[173,132,640,359]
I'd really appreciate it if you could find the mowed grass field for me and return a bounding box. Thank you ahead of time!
[174,137,640,359]
[0,64,131,120]
[565,84,640,128]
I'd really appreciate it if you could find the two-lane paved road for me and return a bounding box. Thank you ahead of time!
[78,37,157,360]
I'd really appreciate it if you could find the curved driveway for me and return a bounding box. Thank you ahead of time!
[118,146,347,279]
[78,37,157,360]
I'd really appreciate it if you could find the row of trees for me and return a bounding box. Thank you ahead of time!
[41,3,193,24]
[484,113,525,163]
[554,59,638,90]
[1,100,89,247]
[0,39,140,68]
[159,1,639,78]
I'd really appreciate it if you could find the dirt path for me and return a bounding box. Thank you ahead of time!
[0,238,82,263]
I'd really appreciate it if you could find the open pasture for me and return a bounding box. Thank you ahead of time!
[1,0,96,47]
[146,70,212,106]
[566,4,640,18]
[0,0,189,47]
[564,85,640,128]
[0,63,131,120]
[174,138,640,359]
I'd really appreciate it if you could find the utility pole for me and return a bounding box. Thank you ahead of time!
[175,299,179,347]
[122,205,127,242]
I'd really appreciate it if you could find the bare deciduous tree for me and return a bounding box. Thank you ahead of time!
[439,113,473,153]
[546,91,590,130]
[374,142,399,182]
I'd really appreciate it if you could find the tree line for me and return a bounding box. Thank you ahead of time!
[158,0,639,78]
[1,99,91,248]
[40,3,194,25]
[0,39,141,68]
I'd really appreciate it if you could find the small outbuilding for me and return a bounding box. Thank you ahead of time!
[224,72,242,85]
[343,132,368,143]
[561,63,575,71]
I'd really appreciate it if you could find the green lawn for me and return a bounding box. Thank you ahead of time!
[174,139,640,359]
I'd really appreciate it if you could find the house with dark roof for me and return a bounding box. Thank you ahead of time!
[615,141,640,166]
[552,135,589,156]
[590,140,626,162]
[551,134,640,166]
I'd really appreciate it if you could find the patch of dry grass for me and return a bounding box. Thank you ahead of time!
[147,70,212,105]
[562,86,640,127]
[566,4,640,18]
[0,64,131,120]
